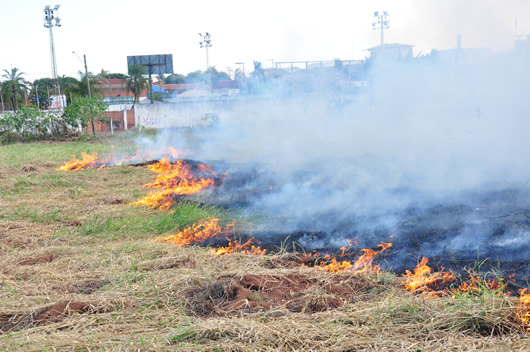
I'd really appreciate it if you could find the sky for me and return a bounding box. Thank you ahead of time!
[1,0,529,82]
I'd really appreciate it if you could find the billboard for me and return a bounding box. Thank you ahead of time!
[127,54,173,75]
[49,94,67,109]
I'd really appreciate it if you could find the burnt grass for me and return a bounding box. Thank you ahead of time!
[193,162,530,286]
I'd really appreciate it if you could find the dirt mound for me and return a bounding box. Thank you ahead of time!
[18,254,56,266]
[21,165,36,173]
[187,272,383,317]
[0,300,111,332]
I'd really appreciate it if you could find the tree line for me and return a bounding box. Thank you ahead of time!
[0,65,234,111]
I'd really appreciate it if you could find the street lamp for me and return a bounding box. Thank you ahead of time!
[44,5,61,96]
[199,32,212,71]
[372,11,390,46]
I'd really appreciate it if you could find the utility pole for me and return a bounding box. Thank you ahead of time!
[0,84,4,112]
[74,51,95,134]
[43,5,62,97]
[83,55,92,99]
[199,32,212,71]
[83,54,96,135]
[372,11,390,46]
[35,83,39,108]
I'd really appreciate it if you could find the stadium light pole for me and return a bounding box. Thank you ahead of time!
[43,5,62,97]
[372,11,390,46]
[199,32,212,71]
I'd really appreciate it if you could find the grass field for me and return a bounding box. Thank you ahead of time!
[0,134,529,351]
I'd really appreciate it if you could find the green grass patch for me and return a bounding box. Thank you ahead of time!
[77,202,228,240]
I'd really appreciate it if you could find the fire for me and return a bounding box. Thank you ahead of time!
[339,238,358,258]
[154,218,222,247]
[316,241,393,274]
[132,157,217,210]
[57,147,184,171]
[446,274,506,297]
[210,237,267,256]
[402,257,456,295]
[57,152,103,170]
[518,289,530,332]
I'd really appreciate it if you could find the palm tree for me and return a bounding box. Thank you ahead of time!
[73,71,102,98]
[126,64,147,103]
[58,75,80,105]
[2,67,26,111]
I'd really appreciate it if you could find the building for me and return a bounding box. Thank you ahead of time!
[367,43,414,61]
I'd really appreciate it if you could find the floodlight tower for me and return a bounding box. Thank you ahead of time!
[372,11,390,46]
[199,32,212,71]
[44,5,62,96]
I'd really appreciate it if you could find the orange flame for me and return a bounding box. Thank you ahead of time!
[316,241,393,274]
[402,257,455,295]
[154,218,222,246]
[57,152,104,170]
[57,147,184,171]
[446,274,506,297]
[518,289,530,332]
[132,157,216,210]
[210,237,267,256]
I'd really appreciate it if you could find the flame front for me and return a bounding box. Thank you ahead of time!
[57,147,183,171]
[132,157,216,210]
[402,257,455,295]
[154,218,222,246]
[210,237,267,256]
[316,241,392,274]
[518,289,530,332]
[57,152,103,170]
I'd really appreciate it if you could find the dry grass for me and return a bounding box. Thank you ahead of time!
[0,137,529,351]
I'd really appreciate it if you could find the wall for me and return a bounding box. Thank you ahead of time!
[134,97,239,129]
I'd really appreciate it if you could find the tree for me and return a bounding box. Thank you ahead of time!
[127,64,147,103]
[73,71,101,98]
[207,67,230,82]
[62,97,108,133]
[58,75,80,105]
[252,61,265,79]
[164,73,185,84]
[96,70,128,80]
[2,67,27,111]
[106,73,128,80]
[32,78,55,108]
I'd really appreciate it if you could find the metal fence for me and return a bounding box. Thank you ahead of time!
[103,96,134,105]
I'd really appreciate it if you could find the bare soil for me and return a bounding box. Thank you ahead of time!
[187,271,383,317]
